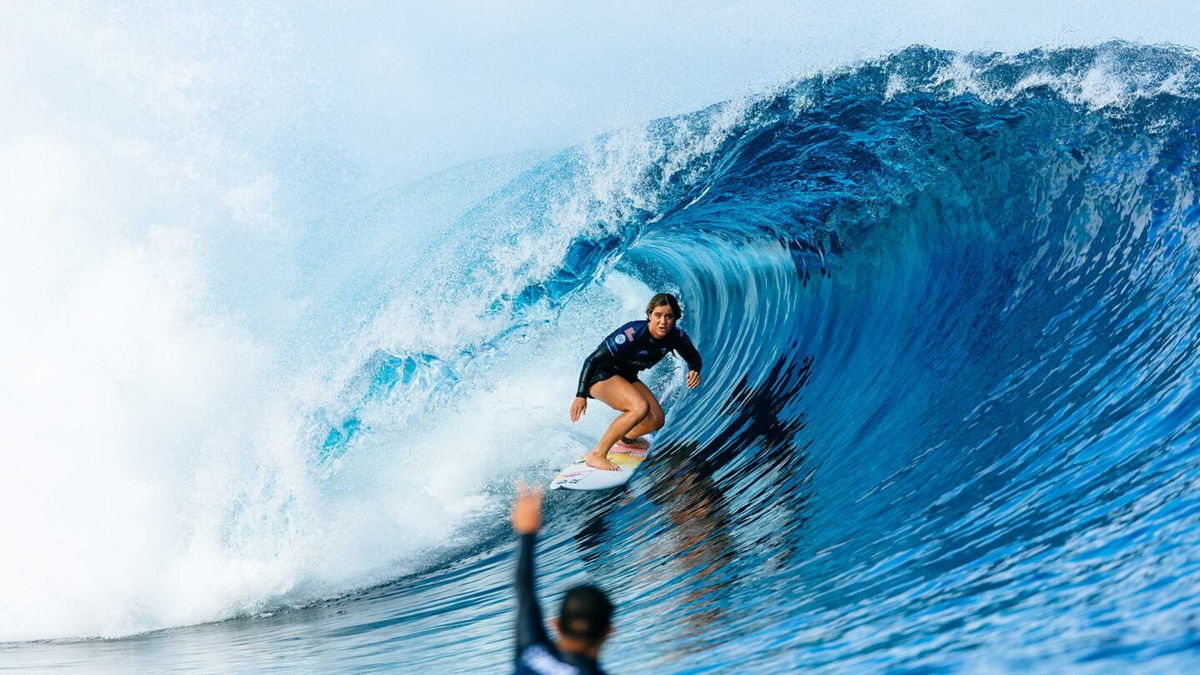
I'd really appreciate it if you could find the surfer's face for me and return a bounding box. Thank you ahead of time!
[647,305,676,339]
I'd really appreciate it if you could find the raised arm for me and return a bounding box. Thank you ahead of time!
[513,484,549,650]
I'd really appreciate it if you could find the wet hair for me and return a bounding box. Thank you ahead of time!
[646,292,682,319]
[559,584,613,643]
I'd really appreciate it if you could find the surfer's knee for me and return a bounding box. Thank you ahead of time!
[627,398,650,421]
[647,409,665,431]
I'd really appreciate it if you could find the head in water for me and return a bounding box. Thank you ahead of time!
[555,584,613,651]
[646,293,682,339]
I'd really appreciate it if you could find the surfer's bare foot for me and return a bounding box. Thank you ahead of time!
[617,436,649,450]
[585,452,620,471]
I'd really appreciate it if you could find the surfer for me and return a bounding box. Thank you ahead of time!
[513,483,613,675]
[570,293,702,471]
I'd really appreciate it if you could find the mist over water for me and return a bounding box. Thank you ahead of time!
[4,2,1200,672]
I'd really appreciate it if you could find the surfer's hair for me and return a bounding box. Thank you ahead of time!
[646,292,682,319]
[559,584,613,643]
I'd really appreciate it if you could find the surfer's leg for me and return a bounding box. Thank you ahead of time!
[622,382,664,444]
[586,376,650,471]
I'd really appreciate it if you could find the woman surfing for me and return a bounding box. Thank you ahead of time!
[570,293,703,471]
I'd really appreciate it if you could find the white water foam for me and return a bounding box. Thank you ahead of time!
[0,135,302,640]
[1,5,332,641]
[926,45,1200,109]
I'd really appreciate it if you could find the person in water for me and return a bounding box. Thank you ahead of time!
[513,483,613,675]
[571,293,703,471]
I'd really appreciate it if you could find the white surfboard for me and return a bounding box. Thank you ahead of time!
[549,436,653,491]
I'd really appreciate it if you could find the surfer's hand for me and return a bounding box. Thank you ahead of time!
[570,396,587,422]
[686,370,701,389]
[512,482,544,534]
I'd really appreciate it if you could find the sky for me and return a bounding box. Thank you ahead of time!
[293,0,1200,209]
[6,1,1198,219]
[273,0,1200,205]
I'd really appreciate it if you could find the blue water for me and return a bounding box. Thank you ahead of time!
[7,42,1200,672]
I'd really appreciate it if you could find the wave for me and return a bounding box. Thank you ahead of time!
[311,40,1200,668]
[8,42,1200,668]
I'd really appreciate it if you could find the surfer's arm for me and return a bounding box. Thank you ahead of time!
[673,331,702,388]
[513,485,550,650]
[515,534,550,649]
[575,343,614,398]
[674,332,703,373]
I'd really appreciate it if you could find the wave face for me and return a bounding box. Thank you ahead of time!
[8,42,1200,671]
[289,41,1200,671]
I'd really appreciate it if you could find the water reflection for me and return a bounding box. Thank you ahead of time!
[572,349,819,648]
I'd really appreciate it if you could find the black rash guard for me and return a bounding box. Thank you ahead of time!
[576,320,703,398]
[515,534,606,675]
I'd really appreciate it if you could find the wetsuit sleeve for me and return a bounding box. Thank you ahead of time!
[516,533,550,650]
[576,341,614,398]
[576,323,640,397]
[674,330,703,372]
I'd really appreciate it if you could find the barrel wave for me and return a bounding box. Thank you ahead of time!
[8,42,1200,672]
[299,41,1200,671]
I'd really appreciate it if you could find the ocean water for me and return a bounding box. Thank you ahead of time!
[5,42,1200,672]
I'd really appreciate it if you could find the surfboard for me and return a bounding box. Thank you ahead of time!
[549,436,653,491]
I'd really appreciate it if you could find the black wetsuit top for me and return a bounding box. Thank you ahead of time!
[575,320,703,398]
[515,534,606,675]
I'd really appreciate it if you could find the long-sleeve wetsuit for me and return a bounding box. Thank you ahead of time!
[575,320,703,398]
[515,534,606,675]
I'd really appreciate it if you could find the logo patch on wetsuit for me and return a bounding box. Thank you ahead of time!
[615,334,626,345]
[624,327,636,340]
